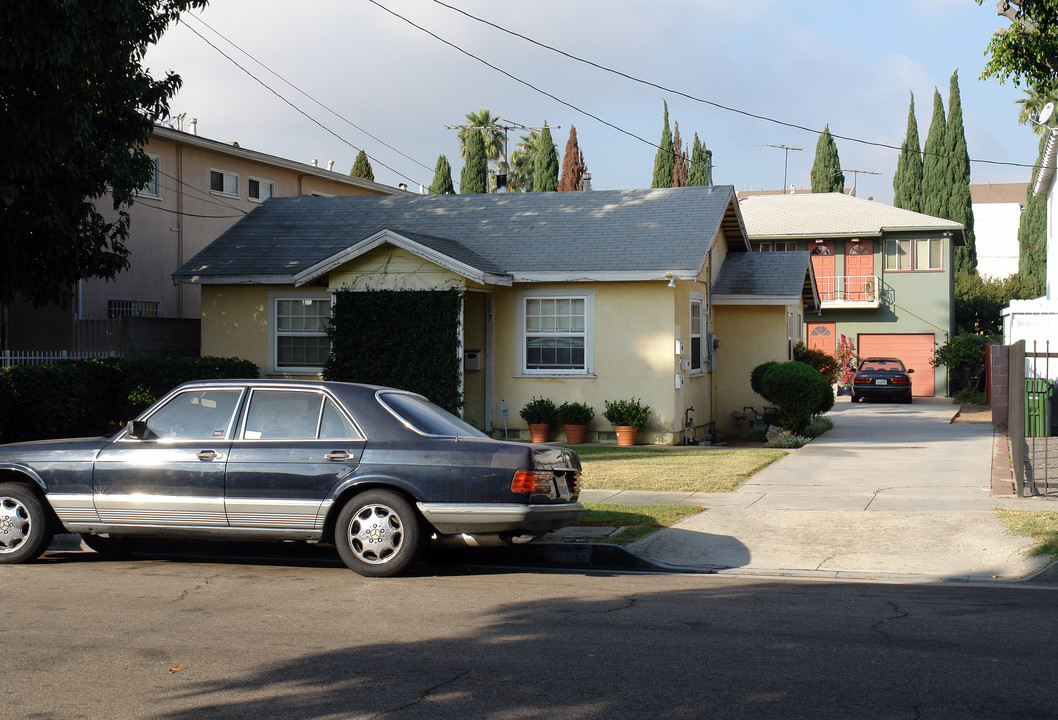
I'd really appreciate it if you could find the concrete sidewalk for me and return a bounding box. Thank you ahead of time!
[581,398,1057,582]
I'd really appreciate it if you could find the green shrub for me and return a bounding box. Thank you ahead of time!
[520,396,558,425]
[557,401,594,425]
[750,361,782,397]
[765,433,810,449]
[933,331,989,394]
[603,398,651,428]
[793,342,840,384]
[754,360,832,433]
[804,415,834,439]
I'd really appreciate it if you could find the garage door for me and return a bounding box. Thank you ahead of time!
[857,334,936,396]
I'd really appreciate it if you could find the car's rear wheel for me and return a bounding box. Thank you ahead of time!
[0,482,53,564]
[335,489,422,577]
[81,533,141,555]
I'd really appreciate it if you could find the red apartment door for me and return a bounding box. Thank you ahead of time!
[845,240,874,301]
[807,322,836,356]
[811,241,836,301]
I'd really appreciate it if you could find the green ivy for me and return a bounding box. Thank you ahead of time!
[324,289,463,413]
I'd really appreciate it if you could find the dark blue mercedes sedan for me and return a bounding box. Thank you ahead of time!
[0,380,583,577]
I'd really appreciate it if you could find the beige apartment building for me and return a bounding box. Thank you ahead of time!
[2,124,404,357]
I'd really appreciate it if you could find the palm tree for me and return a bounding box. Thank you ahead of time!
[458,108,507,175]
[507,130,539,192]
[1016,84,1058,135]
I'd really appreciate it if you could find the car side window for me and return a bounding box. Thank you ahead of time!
[320,398,357,439]
[144,390,242,440]
[243,390,325,440]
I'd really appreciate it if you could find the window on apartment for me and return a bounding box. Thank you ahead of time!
[138,155,161,198]
[108,299,160,319]
[690,294,704,375]
[273,297,331,371]
[754,241,797,252]
[248,178,274,203]
[210,169,239,197]
[885,238,941,271]
[518,291,594,375]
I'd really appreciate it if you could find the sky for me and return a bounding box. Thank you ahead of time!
[143,0,1044,205]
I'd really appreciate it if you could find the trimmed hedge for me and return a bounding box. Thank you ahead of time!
[0,356,258,444]
[751,360,834,433]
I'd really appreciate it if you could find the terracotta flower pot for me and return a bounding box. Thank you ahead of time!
[615,425,639,447]
[564,424,587,444]
[528,423,550,443]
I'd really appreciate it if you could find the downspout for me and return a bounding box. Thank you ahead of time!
[707,252,716,439]
[175,143,184,317]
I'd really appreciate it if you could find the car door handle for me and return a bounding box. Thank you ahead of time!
[197,449,219,461]
[325,451,351,461]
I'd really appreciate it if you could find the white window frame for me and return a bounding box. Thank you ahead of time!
[268,290,332,375]
[914,237,944,271]
[515,289,595,377]
[210,169,239,198]
[248,177,274,203]
[137,154,161,198]
[689,292,705,376]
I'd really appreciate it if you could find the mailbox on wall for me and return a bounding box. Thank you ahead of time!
[464,350,481,371]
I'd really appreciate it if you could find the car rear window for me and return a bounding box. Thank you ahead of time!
[377,392,490,439]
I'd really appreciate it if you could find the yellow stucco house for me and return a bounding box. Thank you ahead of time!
[174,185,818,443]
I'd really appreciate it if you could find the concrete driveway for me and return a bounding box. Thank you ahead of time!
[589,398,1056,581]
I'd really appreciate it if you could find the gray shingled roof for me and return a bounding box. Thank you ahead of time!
[174,185,746,283]
[712,251,817,306]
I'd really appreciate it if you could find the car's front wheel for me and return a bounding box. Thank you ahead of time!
[335,489,422,577]
[0,482,53,564]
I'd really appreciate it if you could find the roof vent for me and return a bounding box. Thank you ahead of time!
[188,117,198,136]
[327,160,334,171]
[311,159,318,167]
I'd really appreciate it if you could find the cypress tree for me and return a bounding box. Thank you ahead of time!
[810,125,844,193]
[350,150,374,182]
[893,92,924,213]
[672,121,689,187]
[651,101,674,188]
[945,70,977,275]
[558,125,584,191]
[429,154,455,194]
[460,131,487,194]
[921,88,948,218]
[533,123,558,192]
[687,133,712,186]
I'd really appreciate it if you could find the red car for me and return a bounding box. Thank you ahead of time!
[850,357,914,404]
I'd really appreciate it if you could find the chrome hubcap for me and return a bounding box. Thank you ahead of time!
[348,504,403,564]
[0,496,31,553]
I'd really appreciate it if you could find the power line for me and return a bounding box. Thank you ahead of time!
[179,19,423,187]
[428,0,1037,170]
[183,14,436,181]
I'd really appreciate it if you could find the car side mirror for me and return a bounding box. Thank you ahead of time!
[127,420,149,439]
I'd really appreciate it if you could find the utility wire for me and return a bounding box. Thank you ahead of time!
[179,19,423,186]
[428,0,1037,170]
[183,13,436,181]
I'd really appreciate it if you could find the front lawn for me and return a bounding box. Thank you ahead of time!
[995,509,1058,557]
[575,502,704,545]
[570,445,787,493]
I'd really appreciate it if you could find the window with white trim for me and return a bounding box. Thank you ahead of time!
[138,155,161,198]
[517,290,594,375]
[210,169,239,197]
[886,237,942,271]
[272,296,331,372]
[248,177,274,202]
[689,293,704,375]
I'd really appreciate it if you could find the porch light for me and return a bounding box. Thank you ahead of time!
[665,272,676,288]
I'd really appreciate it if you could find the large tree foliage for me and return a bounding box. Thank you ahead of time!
[508,130,539,192]
[672,121,689,187]
[810,125,844,193]
[557,125,585,191]
[349,149,374,182]
[893,92,924,213]
[944,71,977,275]
[651,101,674,188]
[977,0,1058,96]
[1019,130,1051,295]
[458,108,505,185]
[920,89,949,218]
[1016,85,1058,133]
[954,271,1033,336]
[428,154,455,195]
[459,131,487,194]
[0,0,208,307]
[687,133,712,186]
[533,123,558,192]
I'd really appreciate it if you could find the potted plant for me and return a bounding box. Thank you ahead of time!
[557,401,594,444]
[519,396,557,443]
[603,398,651,446]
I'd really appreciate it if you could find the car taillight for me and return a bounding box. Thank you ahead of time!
[853,377,872,385]
[892,377,910,385]
[511,470,553,494]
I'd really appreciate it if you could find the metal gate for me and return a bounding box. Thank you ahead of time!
[1010,340,1058,497]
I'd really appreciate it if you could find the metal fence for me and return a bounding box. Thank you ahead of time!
[0,349,113,368]
[1010,340,1057,497]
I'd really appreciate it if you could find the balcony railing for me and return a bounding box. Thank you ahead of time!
[815,275,880,308]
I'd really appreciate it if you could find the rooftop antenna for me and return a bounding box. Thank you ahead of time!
[842,169,881,197]
[765,144,802,191]
[446,121,558,192]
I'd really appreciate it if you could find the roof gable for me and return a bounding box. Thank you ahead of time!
[712,251,819,310]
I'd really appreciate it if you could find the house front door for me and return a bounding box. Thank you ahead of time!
[807,322,836,356]
[811,242,836,301]
[845,240,874,301]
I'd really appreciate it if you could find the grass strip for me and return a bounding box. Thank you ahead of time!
[995,509,1058,557]
[569,446,787,493]
[573,502,704,545]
